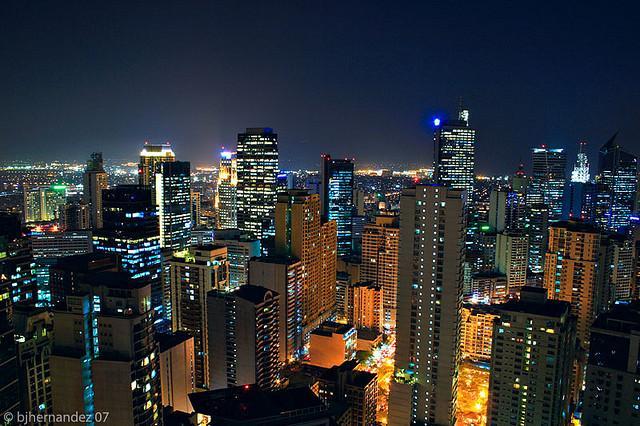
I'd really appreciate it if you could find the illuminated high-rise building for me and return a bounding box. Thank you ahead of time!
[320,154,355,256]
[525,203,549,275]
[489,189,527,233]
[571,141,590,183]
[487,287,576,426]
[249,256,304,363]
[156,161,192,250]
[598,234,635,306]
[543,221,600,350]
[583,303,640,425]
[529,146,567,221]
[207,285,280,390]
[495,232,529,294]
[169,245,228,389]
[461,304,498,362]
[190,191,201,226]
[275,190,337,336]
[214,229,260,289]
[59,196,90,230]
[389,185,464,426]
[138,141,176,188]
[23,185,67,223]
[236,128,279,240]
[92,185,163,318]
[50,272,162,425]
[82,152,108,229]
[596,133,638,232]
[433,107,476,199]
[361,214,399,328]
[215,150,238,229]
[0,265,20,418]
[345,281,384,332]
[14,304,53,417]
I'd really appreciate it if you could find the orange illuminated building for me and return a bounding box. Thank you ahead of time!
[275,190,337,337]
[347,281,384,332]
[543,221,600,350]
[361,214,399,329]
[461,305,498,362]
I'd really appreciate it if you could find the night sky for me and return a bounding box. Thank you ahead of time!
[2,1,639,173]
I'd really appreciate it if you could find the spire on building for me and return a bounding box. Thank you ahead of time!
[571,141,590,183]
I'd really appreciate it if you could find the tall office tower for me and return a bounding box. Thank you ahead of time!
[495,232,529,294]
[236,128,279,240]
[489,190,526,232]
[564,181,598,221]
[214,229,261,289]
[389,185,464,426]
[215,150,238,229]
[433,107,476,199]
[156,161,192,250]
[351,214,367,253]
[249,256,304,363]
[582,303,640,425]
[0,270,20,417]
[596,133,638,232]
[23,185,67,223]
[314,360,378,426]
[530,146,567,221]
[526,203,549,275]
[275,190,337,336]
[169,245,228,389]
[190,191,201,226]
[138,141,176,188]
[361,214,399,328]
[320,154,355,256]
[461,304,499,362]
[207,285,280,390]
[598,234,635,306]
[59,196,90,230]
[50,273,162,425]
[93,185,163,317]
[82,152,108,229]
[571,141,591,183]
[543,221,600,350]
[487,287,576,426]
[156,331,195,414]
[1,247,37,305]
[346,281,384,332]
[13,304,53,416]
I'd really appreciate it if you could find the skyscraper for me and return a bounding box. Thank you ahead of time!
[23,185,67,223]
[596,133,638,232]
[361,214,399,329]
[571,141,590,183]
[207,285,280,390]
[169,245,228,389]
[249,256,304,363]
[320,154,355,256]
[389,185,464,426]
[82,152,108,229]
[215,150,238,229]
[433,107,476,199]
[92,185,162,318]
[50,272,162,425]
[487,287,576,426]
[543,221,600,350]
[530,146,567,222]
[495,232,529,294]
[582,302,640,425]
[526,203,549,275]
[236,128,279,240]
[138,142,176,188]
[156,161,192,250]
[214,229,260,290]
[275,190,337,337]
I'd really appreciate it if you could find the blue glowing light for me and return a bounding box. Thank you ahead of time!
[433,118,441,127]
